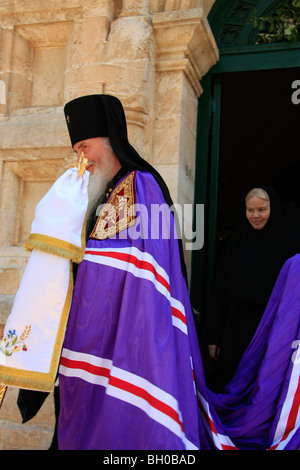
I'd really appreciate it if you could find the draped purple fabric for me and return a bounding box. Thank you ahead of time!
[207,253,300,450]
[58,171,300,450]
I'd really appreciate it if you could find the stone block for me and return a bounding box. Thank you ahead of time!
[0,387,55,450]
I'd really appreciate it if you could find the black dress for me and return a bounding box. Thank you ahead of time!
[205,187,300,391]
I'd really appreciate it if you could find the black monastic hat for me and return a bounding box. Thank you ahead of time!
[64,95,109,146]
[64,94,168,193]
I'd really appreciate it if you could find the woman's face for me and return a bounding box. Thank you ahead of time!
[246,196,271,230]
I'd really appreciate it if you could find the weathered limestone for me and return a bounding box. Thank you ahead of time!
[0,0,218,450]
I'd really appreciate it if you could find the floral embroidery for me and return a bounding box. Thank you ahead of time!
[1,325,31,356]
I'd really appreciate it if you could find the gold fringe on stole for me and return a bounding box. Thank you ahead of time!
[25,213,86,263]
[0,264,74,392]
[25,234,85,263]
[0,385,7,408]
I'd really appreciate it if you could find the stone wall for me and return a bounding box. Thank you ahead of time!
[0,0,218,450]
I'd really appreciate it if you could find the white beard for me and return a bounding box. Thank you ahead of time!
[86,167,109,222]
[85,141,121,236]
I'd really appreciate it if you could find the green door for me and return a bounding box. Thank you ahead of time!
[190,0,300,319]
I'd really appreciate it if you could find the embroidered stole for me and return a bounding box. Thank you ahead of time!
[0,168,89,402]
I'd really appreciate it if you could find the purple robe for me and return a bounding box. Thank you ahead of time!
[58,170,300,450]
[206,253,300,450]
[58,171,206,449]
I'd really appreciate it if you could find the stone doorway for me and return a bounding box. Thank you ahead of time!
[216,66,300,259]
[191,0,300,314]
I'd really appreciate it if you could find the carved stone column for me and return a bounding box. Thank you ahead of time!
[153,8,218,271]
[103,0,154,160]
[153,8,218,204]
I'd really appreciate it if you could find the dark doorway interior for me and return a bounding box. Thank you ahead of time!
[215,67,300,258]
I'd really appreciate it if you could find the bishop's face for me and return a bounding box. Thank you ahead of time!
[73,137,121,178]
[73,137,122,222]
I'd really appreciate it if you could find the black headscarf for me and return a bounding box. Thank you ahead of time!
[212,186,300,306]
[64,94,187,280]
[204,186,300,389]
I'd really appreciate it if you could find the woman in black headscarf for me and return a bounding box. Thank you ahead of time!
[205,186,300,392]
